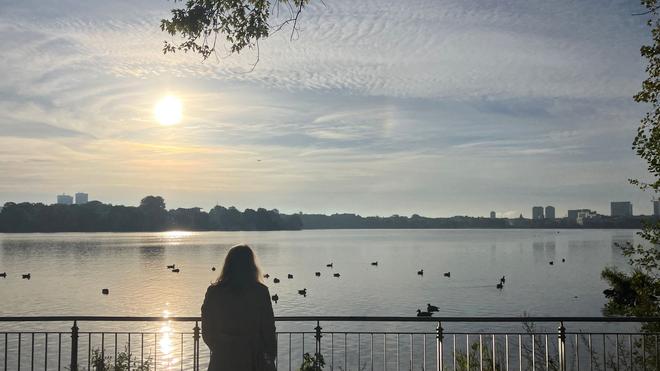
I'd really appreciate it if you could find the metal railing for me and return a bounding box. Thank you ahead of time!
[1,316,659,371]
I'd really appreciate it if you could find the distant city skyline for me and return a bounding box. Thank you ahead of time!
[35,193,660,219]
[0,0,655,218]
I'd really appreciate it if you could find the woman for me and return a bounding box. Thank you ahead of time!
[202,244,277,371]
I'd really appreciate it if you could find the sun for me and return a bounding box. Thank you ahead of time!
[154,96,183,126]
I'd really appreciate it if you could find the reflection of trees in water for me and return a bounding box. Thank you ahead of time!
[566,239,604,264]
[0,238,103,262]
[532,241,544,264]
[545,240,556,261]
[140,245,165,265]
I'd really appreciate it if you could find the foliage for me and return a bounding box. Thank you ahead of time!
[299,352,324,371]
[161,0,311,60]
[601,0,660,337]
[85,347,151,371]
[453,341,506,371]
[0,196,302,232]
[0,199,652,232]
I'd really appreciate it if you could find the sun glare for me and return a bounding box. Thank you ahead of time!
[154,96,182,126]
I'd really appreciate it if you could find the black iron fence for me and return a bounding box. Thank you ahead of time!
[1,316,659,371]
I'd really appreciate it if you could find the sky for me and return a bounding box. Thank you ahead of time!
[0,0,656,218]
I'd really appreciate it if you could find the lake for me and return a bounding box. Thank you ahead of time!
[0,229,640,319]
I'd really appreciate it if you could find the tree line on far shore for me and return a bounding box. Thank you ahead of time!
[0,195,655,232]
[0,196,302,232]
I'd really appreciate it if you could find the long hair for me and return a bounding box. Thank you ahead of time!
[214,244,262,289]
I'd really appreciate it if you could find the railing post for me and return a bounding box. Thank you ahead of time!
[557,321,566,371]
[193,321,201,371]
[314,320,323,370]
[436,321,444,371]
[70,320,79,371]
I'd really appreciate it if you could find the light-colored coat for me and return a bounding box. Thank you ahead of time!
[202,282,277,371]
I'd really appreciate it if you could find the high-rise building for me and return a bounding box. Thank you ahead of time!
[490,211,496,219]
[545,206,555,220]
[57,194,73,205]
[532,206,544,220]
[576,209,598,225]
[611,201,633,217]
[75,192,88,205]
[654,200,660,217]
[568,209,595,222]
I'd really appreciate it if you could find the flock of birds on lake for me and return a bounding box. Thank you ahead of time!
[0,256,568,316]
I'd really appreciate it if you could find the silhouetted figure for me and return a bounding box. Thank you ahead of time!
[500,276,506,284]
[212,267,216,271]
[562,258,566,263]
[371,262,378,266]
[0,272,6,278]
[417,269,424,276]
[549,261,554,265]
[315,272,321,277]
[263,274,270,279]
[102,288,109,295]
[271,294,278,303]
[167,264,175,269]
[298,288,307,296]
[202,244,276,371]
[273,278,280,283]
[22,273,30,279]
[496,282,503,290]
[172,268,180,273]
[416,309,432,317]
[427,304,439,312]
[333,273,341,277]
[287,274,293,279]
[326,263,333,268]
[443,272,450,277]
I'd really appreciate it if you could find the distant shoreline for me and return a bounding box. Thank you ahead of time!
[1,197,655,233]
[0,226,646,234]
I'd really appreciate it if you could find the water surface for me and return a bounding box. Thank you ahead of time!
[0,229,638,318]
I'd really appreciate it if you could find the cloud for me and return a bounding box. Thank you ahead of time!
[0,0,654,216]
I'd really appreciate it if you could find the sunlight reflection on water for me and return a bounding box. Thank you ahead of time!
[159,309,178,369]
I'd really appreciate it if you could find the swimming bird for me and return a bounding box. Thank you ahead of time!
[167,264,175,269]
[172,268,180,273]
[0,272,6,278]
[427,304,439,312]
[417,269,424,276]
[22,273,31,279]
[271,294,279,303]
[298,288,307,296]
[416,309,432,317]
[102,289,109,295]
[273,278,280,283]
[371,262,378,266]
[211,267,216,271]
[561,258,565,263]
[333,273,341,277]
[549,261,554,265]
[288,274,294,279]
[315,272,321,277]
[443,272,450,277]
[264,274,270,279]
[326,263,333,268]
[496,282,503,290]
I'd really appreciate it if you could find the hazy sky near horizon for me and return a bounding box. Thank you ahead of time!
[0,0,656,218]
